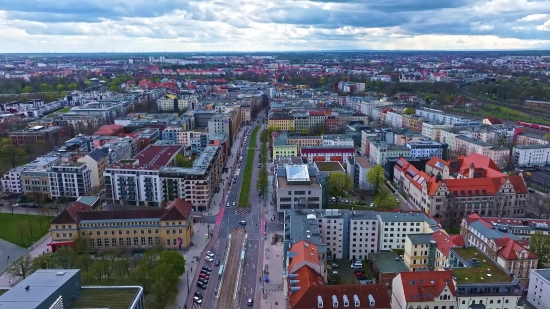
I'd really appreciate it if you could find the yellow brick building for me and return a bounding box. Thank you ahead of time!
[48,198,194,253]
[268,113,295,131]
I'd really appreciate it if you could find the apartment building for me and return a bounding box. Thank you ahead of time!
[369,141,411,165]
[527,269,550,309]
[160,145,223,211]
[377,211,440,250]
[207,110,240,146]
[300,146,355,165]
[48,162,92,198]
[461,213,538,285]
[454,135,510,167]
[269,112,295,131]
[48,198,194,253]
[449,246,521,309]
[346,155,372,190]
[161,126,204,147]
[21,167,51,200]
[274,165,324,212]
[61,113,105,133]
[391,271,458,309]
[273,134,298,159]
[407,139,448,159]
[156,94,197,112]
[385,111,404,128]
[516,133,550,146]
[513,144,550,167]
[10,126,63,147]
[104,145,185,207]
[2,155,61,194]
[415,109,480,127]
[77,149,108,189]
[286,135,323,151]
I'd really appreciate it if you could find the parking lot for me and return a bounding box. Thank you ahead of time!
[327,260,372,285]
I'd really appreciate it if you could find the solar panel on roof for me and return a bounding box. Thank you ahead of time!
[396,160,404,167]
[407,169,417,177]
[435,161,446,169]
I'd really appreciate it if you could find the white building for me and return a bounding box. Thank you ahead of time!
[407,139,446,158]
[349,213,379,260]
[157,94,198,112]
[369,141,410,165]
[528,269,550,309]
[513,145,550,167]
[421,123,453,142]
[377,211,440,250]
[321,135,354,147]
[1,167,25,194]
[385,111,403,128]
[48,162,92,198]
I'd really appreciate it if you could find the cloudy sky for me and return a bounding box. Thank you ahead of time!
[0,0,550,53]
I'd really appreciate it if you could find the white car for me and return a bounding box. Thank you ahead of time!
[232,201,236,206]
[193,296,203,304]
[206,251,215,258]
[205,256,214,262]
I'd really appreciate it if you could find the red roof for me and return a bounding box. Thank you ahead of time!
[483,116,503,125]
[133,145,183,166]
[301,148,355,154]
[431,231,464,257]
[398,270,456,302]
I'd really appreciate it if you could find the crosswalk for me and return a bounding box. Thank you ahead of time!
[230,228,247,235]
[212,239,220,252]
[190,302,201,309]
[236,209,250,215]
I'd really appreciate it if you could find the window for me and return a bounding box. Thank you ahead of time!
[133,237,139,246]
[104,238,110,247]
[148,237,153,245]
[90,239,95,247]
[97,239,103,247]
[119,238,124,246]
[112,238,117,247]
[166,239,171,246]
[141,237,146,246]
[126,238,131,246]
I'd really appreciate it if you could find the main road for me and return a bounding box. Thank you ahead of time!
[191,115,266,309]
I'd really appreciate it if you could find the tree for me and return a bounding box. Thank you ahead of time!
[257,167,269,196]
[530,232,550,266]
[22,86,33,93]
[159,251,186,277]
[56,84,66,92]
[0,138,26,168]
[32,253,59,270]
[366,165,385,193]
[174,154,193,168]
[527,194,550,219]
[39,84,51,92]
[6,255,35,279]
[309,123,328,135]
[439,194,464,231]
[56,249,78,269]
[327,172,353,205]
[403,107,416,115]
[148,263,179,309]
[67,83,78,91]
[374,188,399,210]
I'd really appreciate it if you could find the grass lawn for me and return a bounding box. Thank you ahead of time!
[327,202,373,210]
[451,247,513,284]
[59,107,70,113]
[0,213,54,247]
[70,288,141,309]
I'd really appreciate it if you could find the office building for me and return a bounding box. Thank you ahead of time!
[48,162,92,198]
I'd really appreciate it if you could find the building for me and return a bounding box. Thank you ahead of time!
[94,124,125,136]
[104,145,185,207]
[454,135,510,168]
[207,110,240,146]
[48,198,194,253]
[273,134,299,159]
[407,139,448,160]
[367,251,410,287]
[2,155,61,194]
[48,162,92,198]
[449,246,522,309]
[527,269,550,309]
[21,167,52,200]
[156,94,197,112]
[513,145,550,167]
[287,135,323,150]
[10,125,63,147]
[274,165,323,212]
[347,155,373,190]
[269,112,295,131]
[369,141,411,165]
[377,211,441,250]
[391,270,457,309]
[461,213,538,285]
[301,146,355,164]
[77,149,108,189]
[0,269,145,309]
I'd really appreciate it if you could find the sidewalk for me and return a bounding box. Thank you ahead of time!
[260,232,284,309]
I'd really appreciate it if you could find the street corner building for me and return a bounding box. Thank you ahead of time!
[48,198,194,253]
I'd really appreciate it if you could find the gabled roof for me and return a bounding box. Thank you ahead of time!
[289,265,324,308]
[498,238,537,260]
[431,231,465,257]
[426,157,448,172]
[288,240,320,271]
[458,153,502,175]
[86,149,108,162]
[398,270,456,302]
[51,201,93,225]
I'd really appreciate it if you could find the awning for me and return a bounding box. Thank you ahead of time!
[48,240,75,246]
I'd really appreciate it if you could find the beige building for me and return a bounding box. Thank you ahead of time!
[21,168,51,200]
[286,135,323,151]
[454,135,510,168]
[77,149,108,189]
[422,123,452,142]
[516,133,550,146]
[403,231,465,272]
[48,198,194,253]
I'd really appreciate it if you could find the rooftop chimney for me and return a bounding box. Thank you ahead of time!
[469,162,475,179]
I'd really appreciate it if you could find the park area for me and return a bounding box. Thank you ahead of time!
[0,213,53,247]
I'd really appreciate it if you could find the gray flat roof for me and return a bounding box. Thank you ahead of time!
[369,251,409,273]
[534,269,550,281]
[469,220,521,241]
[408,233,435,245]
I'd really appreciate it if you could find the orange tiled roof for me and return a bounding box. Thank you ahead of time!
[288,240,320,271]
[289,266,324,308]
[431,231,465,257]
[398,270,456,302]
[426,157,448,171]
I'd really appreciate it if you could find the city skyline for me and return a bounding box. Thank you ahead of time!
[0,0,549,53]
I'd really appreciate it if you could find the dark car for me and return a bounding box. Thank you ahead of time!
[239,221,246,226]
[357,276,368,281]
[202,266,212,272]
[197,282,207,290]
[200,269,211,276]
[215,259,221,266]
[194,292,204,299]
[198,278,208,284]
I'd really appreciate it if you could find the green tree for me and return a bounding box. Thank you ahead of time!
[56,249,78,269]
[366,165,385,193]
[39,84,51,92]
[301,128,308,135]
[530,232,550,266]
[67,83,78,91]
[22,86,33,93]
[374,187,399,210]
[149,263,179,309]
[32,253,59,270]
[403,107,416,115]
[159,251,186,277]
[56,84,65,92]
[174,154,193,168]
[327,172,353,204]
[6,255,35,279]
[257,167,269,196]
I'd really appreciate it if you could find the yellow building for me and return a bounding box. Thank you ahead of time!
[272,134,298,159]
[404,231,465,271]
[268,113,295,131]
[21,168,51,200]
[48,198,194,253]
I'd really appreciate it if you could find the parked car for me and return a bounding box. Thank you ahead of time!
[206,251,215,257]
[205,256,214,262]
[357,276,368,281]
[199,273,210,280]
[193,296,203,304]
[194,292,204,299]
[331,263,338,268]
[200,269,211,276]
[198,278,208,284]
[215,259,221,266]
[247,299,254,306]
[197,282,207,290]
[202,266,212,272]
[239,221,246,226]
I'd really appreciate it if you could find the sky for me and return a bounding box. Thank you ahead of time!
[0,0,550,53]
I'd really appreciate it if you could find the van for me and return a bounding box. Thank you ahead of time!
[351,262,362,269]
